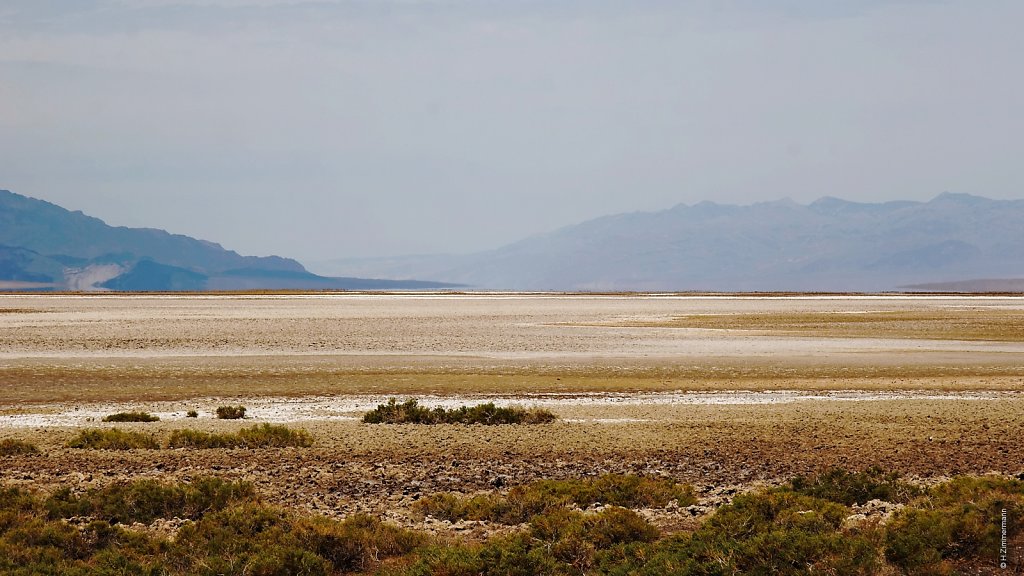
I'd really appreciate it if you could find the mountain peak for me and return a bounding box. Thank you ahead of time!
[930,192,989,205]
[0,189,457,291]
[330,192,1024,291]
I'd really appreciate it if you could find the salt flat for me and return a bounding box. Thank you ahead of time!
[2,293,1023,405]
[3,293,1024,360]
[2,293,1023,545]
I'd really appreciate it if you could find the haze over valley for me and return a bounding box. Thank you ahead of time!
[2,2,1023,573]
[4,187,1021,292]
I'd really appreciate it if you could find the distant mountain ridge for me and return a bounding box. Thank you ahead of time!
[311,193,1024,292]
[0,190,453,291]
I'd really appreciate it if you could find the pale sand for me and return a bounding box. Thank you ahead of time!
[2,293,1023,524]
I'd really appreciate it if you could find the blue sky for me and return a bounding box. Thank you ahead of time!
[1,0,1021,261]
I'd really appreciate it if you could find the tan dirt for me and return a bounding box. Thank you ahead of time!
[1,293,1023,535]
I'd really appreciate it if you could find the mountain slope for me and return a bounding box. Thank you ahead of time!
[0,190,455,291]
[314,193,1024,291]
[0,190,301,275]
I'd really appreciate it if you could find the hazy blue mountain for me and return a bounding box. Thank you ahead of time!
[312,193,1024,292]
[0,245,66,286]
[0,189,302,275]
[0,190,455,291]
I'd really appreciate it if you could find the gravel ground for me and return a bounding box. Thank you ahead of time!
[2,293,1022,536]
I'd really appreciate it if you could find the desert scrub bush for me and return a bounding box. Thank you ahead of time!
[415,474,696,524]
[363,398,556,425]
[235,423,313,448]
[602,488,884,576]
[294,513,424,572]
[526,474,696,509]
[362,398,433,424]
[66,428,160,450]
[44,477,255,525]
[790,466,922,505]
[399,506,658,576]
[101,411,160,423]
[166,428,235,449]
[167,424,313,449]
[185,409,198,418]
[885,475,1024,573]
[215,405,246,419]
[0,438,40,456]
[1,480,419,576]
[169,504,421,575]
[1,485,165,574]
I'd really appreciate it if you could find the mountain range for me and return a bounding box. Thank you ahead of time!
[0,190,452,291]
[4,189,1022,292]
[310,193,1024,292]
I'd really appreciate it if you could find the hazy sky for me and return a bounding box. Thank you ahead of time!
[1,1,1021,262]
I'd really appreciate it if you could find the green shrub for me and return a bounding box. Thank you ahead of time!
[167,424,313,449]
[236,424,313,448]
[186,410,198,418]
[885,476,1024,573]
[0,488,165,574]
[790,466,922,505]
[526,474,697,509]
[679,489,883,575]
[3,471,1021,576]
[2,480,416,576]
[416,474,696,524]
[170,503,420,574]
[296,513,424,572]
[166,429,235,449]
[401,506,657,576]
[403,536,559,576]
[102,411,160,423]
[364,398,557,425]
[66,428,160,450]
[45,477,255,525]
[363,398,434,424]
[215,405,246,420]
[0,438,40,456]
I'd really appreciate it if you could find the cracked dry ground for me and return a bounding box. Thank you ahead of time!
[3,397,1022,536]
[3,294,1024,537]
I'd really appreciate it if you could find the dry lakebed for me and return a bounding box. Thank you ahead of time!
[1,293,1022,573]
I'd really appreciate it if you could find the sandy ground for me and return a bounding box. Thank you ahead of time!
[2,293,1023,535]
[3,396,1022,535]
[2,293,1023,403]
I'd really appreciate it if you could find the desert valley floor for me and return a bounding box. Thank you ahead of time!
[1,293,1022,568]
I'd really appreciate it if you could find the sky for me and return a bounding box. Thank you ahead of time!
[1,0,1022,263]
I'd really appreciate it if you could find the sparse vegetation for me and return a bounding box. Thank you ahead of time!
[0,438,40,456]
[0,471,1019,574]
[670,489,883,575]
[167,423,313,449]
[66,428,160,450]
[186,409,198,418]
[416,474,696,524]
[404,506,659,576]
[215,405,246,420]
[101,411,160,423]
[363,398,557,425]
[0,479,420,575]
[790,466,923,505]
[885,476,1024,573]
[44,477,254,525]
[409,471,1021,575]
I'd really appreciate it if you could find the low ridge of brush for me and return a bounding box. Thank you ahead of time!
[215,405,246,420]
[0,438,40,456]
[102,411,160,423]
[363,398,556,425]
[167,424,313,449]
[66,428,160,450]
